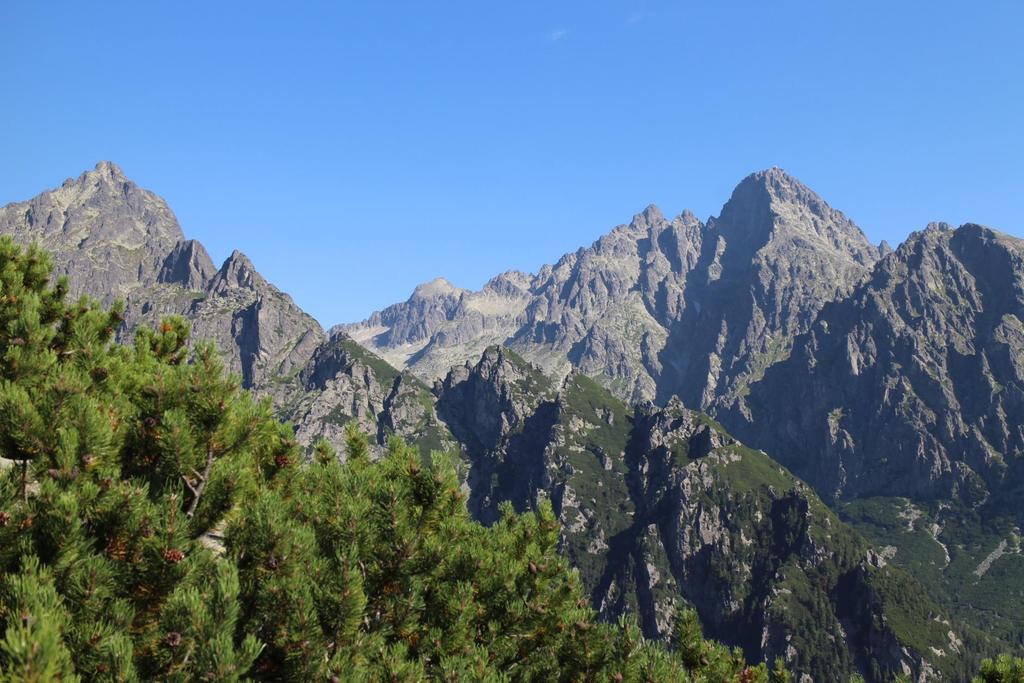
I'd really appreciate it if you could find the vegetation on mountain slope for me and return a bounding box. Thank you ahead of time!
[840,496,1024,653]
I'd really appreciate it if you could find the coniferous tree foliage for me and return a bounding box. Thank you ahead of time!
[0,238,779,681]
[973,655,1024,683]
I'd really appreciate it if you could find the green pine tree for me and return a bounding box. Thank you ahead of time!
[974,655,1024,683]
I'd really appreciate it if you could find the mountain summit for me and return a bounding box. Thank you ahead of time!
[0,160,184,303]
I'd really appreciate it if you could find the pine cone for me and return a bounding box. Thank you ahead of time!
[163,548,185,564]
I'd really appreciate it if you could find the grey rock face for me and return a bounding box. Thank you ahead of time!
[436,346,554,452]
[283,333,453,457]
[344,169,884,408]
[191,250,324,388]
[727,223,1024,505]
[159,239,217,290]
[364,277,468,347]
[657,169,884,410]
[287,335,387,450]
[433,349,962,682]
[0,161,184,304]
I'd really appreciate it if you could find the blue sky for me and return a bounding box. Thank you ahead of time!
[2,1,1022,325]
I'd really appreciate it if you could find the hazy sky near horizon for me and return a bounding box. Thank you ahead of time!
[2,1,1022,325]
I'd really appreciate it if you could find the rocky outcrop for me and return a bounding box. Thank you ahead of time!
[159,238,216,289]
[434,347,558,522]
[281,333,453,458]
[436,346,554,452]
[188,250,324,387]
[433,350,967,682]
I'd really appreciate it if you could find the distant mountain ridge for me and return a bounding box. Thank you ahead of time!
[341,167,887,410]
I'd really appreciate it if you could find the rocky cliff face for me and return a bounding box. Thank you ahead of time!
[283,333,453,457]
[658,169,885,409]
[185,250,324,387]
[711,223,1024,656]
[432,347,969,682]
[728,223,1024,506]
[344,169,884,409]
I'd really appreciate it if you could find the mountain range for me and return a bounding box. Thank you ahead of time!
[2,161,1021,680]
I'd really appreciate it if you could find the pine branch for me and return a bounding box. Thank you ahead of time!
[181,474,198,497]
[185,447,215,518]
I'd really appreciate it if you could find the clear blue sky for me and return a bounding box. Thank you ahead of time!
[2,2,1022,325]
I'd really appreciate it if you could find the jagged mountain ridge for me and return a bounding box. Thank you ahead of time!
[342,167,887,408]
[341,169,1024,652]
[0,161,193,304]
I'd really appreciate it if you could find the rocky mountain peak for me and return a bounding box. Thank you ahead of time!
[923,220,955,233]
[412,276,463,299]
[747,166,814,199]
[158,239,216,289]
[630,204,666,231]
[714,167,878,263]
[436,346,553,452]
[677,208,700,225]
[89,159,129,182]
[207,250,267,294]
[58,160,130,193]
[48,160,182,241]
[483,270,533,297]
[347,167,886,407]
[0,161,185,302]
